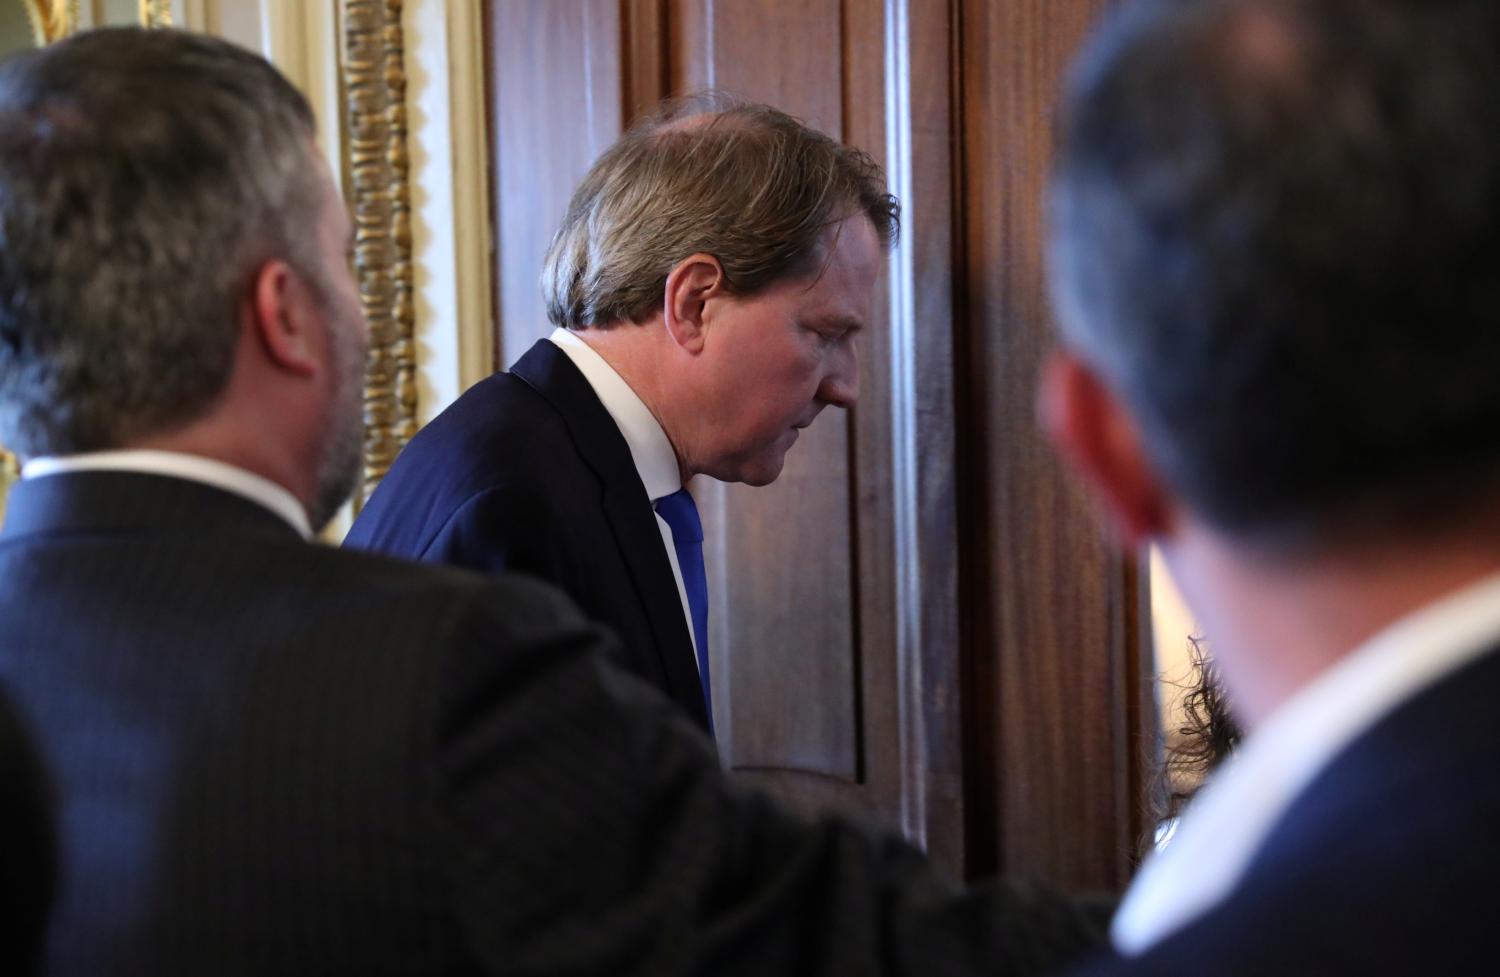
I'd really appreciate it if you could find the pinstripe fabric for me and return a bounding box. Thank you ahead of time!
[0,471,1108,977]
[0,683,51,976]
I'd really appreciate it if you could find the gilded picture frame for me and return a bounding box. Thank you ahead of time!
[20,1,171,45]
[21,0,77,44]
[138,0,170,29]
[338,0,417,510]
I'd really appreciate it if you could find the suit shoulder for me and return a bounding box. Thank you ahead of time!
[416,371,572,454]
[301,538,573,619]
[345,369,597,555]
[378,371,589,495]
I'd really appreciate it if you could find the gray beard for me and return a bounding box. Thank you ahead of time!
[306,322,368,533]
[308,394,363,533]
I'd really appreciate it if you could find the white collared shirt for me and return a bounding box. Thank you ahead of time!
[1113,569,1500,955]
[548,328,700,668]
[21,449,312,539]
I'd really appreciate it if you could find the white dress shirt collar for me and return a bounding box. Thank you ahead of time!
[547,328,702,668]
[22,449,312,539]
[548,327,682,501]
[1113,569,1500,955]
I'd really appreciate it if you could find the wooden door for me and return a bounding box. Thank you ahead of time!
[952,0,1154,892]
[482,0,1151,890]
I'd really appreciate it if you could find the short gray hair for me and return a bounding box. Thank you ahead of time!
[0,27,320,456]
[541,94,899,329]
[1050,0,1500,540]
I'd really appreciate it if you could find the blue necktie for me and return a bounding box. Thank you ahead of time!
[655,488,713,733]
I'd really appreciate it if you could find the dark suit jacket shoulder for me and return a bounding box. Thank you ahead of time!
[0,683,51,976]
[347,339,709,731]
[1070,644,1500,977]
[3,469,1109,977]
[0,471,610,974]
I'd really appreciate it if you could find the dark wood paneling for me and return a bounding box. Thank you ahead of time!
[621,0,670,122]
[858,0,969,876]
[488,0,623,365]
[667,0,843,133]
[956,0,1148,890]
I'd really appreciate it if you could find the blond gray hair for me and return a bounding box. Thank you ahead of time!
[541,94,899,329]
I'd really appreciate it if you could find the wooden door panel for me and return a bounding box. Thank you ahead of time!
[488,0,623,364]
[667,0,843,134]
[709,463,860,782]
[956,0,1150,889]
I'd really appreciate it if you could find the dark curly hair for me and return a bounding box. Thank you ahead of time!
[1157,637,1241,826]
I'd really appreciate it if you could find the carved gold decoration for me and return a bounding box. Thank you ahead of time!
[0,449,16,526]
[21,0,171,46]
[22,0,77,45]
[341,0,417,510]
[138,0,171,28]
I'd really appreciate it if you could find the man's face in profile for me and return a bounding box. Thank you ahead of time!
[689,216,881,486]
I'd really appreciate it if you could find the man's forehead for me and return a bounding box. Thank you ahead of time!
[803,216,881,287]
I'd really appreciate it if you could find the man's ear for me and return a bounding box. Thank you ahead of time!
[1039,349,1172,546]
[662,253,725,354]
[246,258,320,377]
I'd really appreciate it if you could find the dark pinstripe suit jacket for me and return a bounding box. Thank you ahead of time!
[0,683,51,975]
[0,470,1106,976]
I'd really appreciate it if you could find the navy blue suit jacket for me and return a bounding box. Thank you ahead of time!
[346,339,710,733]
[1069,643,1500,976]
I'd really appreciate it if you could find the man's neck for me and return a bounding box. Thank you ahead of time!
[1162,525,1500,728]
[569,325,693,483]
[128,420,317,527]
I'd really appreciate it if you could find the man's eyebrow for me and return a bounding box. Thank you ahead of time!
[816,314,864,334]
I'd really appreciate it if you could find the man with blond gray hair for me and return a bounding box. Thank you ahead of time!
[348,97,897,736]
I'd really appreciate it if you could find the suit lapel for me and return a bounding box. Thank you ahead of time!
[510,340,709,730]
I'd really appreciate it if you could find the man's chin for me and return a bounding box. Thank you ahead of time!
[726,452,789,488]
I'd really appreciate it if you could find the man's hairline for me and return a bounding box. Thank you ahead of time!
[568,211,886,331]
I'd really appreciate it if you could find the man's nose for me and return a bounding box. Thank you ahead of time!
[817,342,859,408]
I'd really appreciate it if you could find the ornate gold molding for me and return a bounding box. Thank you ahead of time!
[0,449,14,525]
[340,0,417,510]
[139,0,171,28]
[22,0,172,45]
[22,0,78,45]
